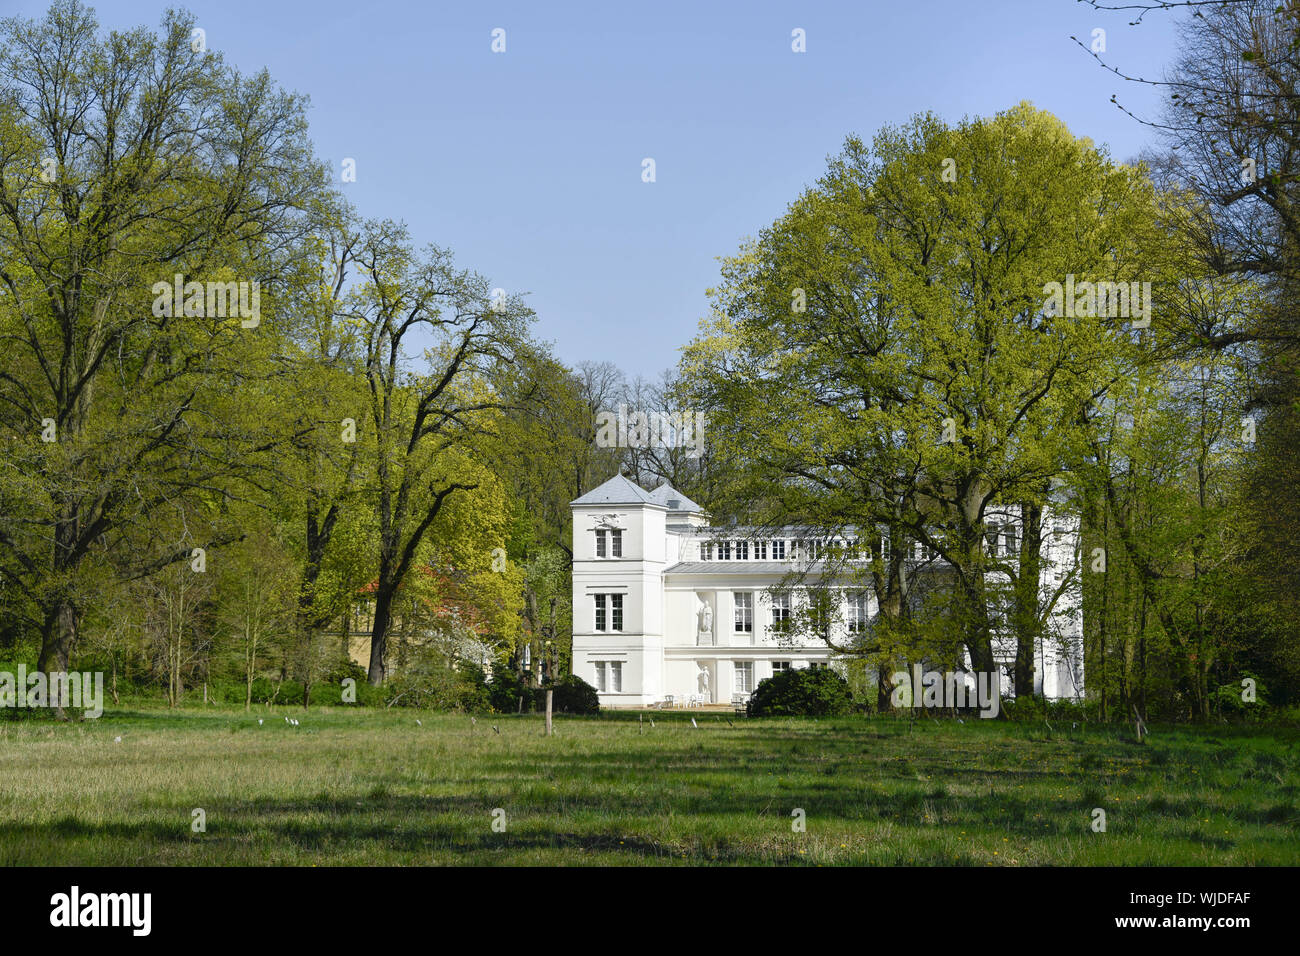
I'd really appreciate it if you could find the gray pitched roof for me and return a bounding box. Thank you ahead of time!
[647,484,705,513]
[571,473,657,506]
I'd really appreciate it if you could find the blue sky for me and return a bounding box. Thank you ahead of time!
[10,0,1185,379]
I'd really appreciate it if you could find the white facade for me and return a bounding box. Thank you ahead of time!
[571,475,1084,708]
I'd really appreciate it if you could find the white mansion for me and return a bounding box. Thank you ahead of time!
[571,474,1085,708]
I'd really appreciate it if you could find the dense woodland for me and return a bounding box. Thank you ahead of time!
[0,1,1296,720]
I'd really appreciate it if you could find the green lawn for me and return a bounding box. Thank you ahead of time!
[1,708,1296,865]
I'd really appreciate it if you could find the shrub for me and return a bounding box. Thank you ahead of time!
[382,660,490,712]
[748,667,852,717]
[453,663,493,713]
[1211,673,1268,720]
[322,658,368,687]
[204,679,250,706]
[540,674,600,715]
[487,668,530,714]
[271,679,305,707]
[1000,695,1096,722]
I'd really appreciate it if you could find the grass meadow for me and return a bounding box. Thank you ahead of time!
[1,708,1297,866]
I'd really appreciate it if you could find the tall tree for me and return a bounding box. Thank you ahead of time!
[1081,0,1300,707]
[351,221,532,684]
[682,104,1178,683]
[0,1,325,678]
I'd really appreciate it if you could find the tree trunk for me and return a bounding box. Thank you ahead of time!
[36,490,87,682]
[958,574,996,675]
[303,628,314,711]
[37,600,78,679]
[954,491,996,678]
[876,664,894,713]
[367,582,395,685]
[1013,502,1044,698]
[245,626,257,712]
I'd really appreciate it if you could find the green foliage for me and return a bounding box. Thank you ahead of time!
[487,669,530,714]
[1210,673,1268,720]
[747,668,853,717]
[999,696,1097,723]
[682,103,1183,678]
[0,0,330,676]
[484,671,600,714]
[323,659,368,686]
[541,674,600,715]
[382,659,491,713]
[0,2,553,701]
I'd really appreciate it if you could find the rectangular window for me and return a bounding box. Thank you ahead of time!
[700,541,712,560]
[755,540,767,560]
[771,661,791,673]
[772,539,786,560]
[719,541,733,560]
[734,661,754,694]
[593,661,607,692]
[595,530,607,558]
[736,540,749,560]
[611,529,622,558]
[848,591,869,633]
[985,524,1001,557]
[1003,527,1017,556]
[734,592,753,633]
[610,661,622,693]
[771,592,791,631]
[881,534,890,563]
[594,594,622,632]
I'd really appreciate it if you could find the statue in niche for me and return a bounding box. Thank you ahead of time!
[698,664,711,698]
[697,596,713,645]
